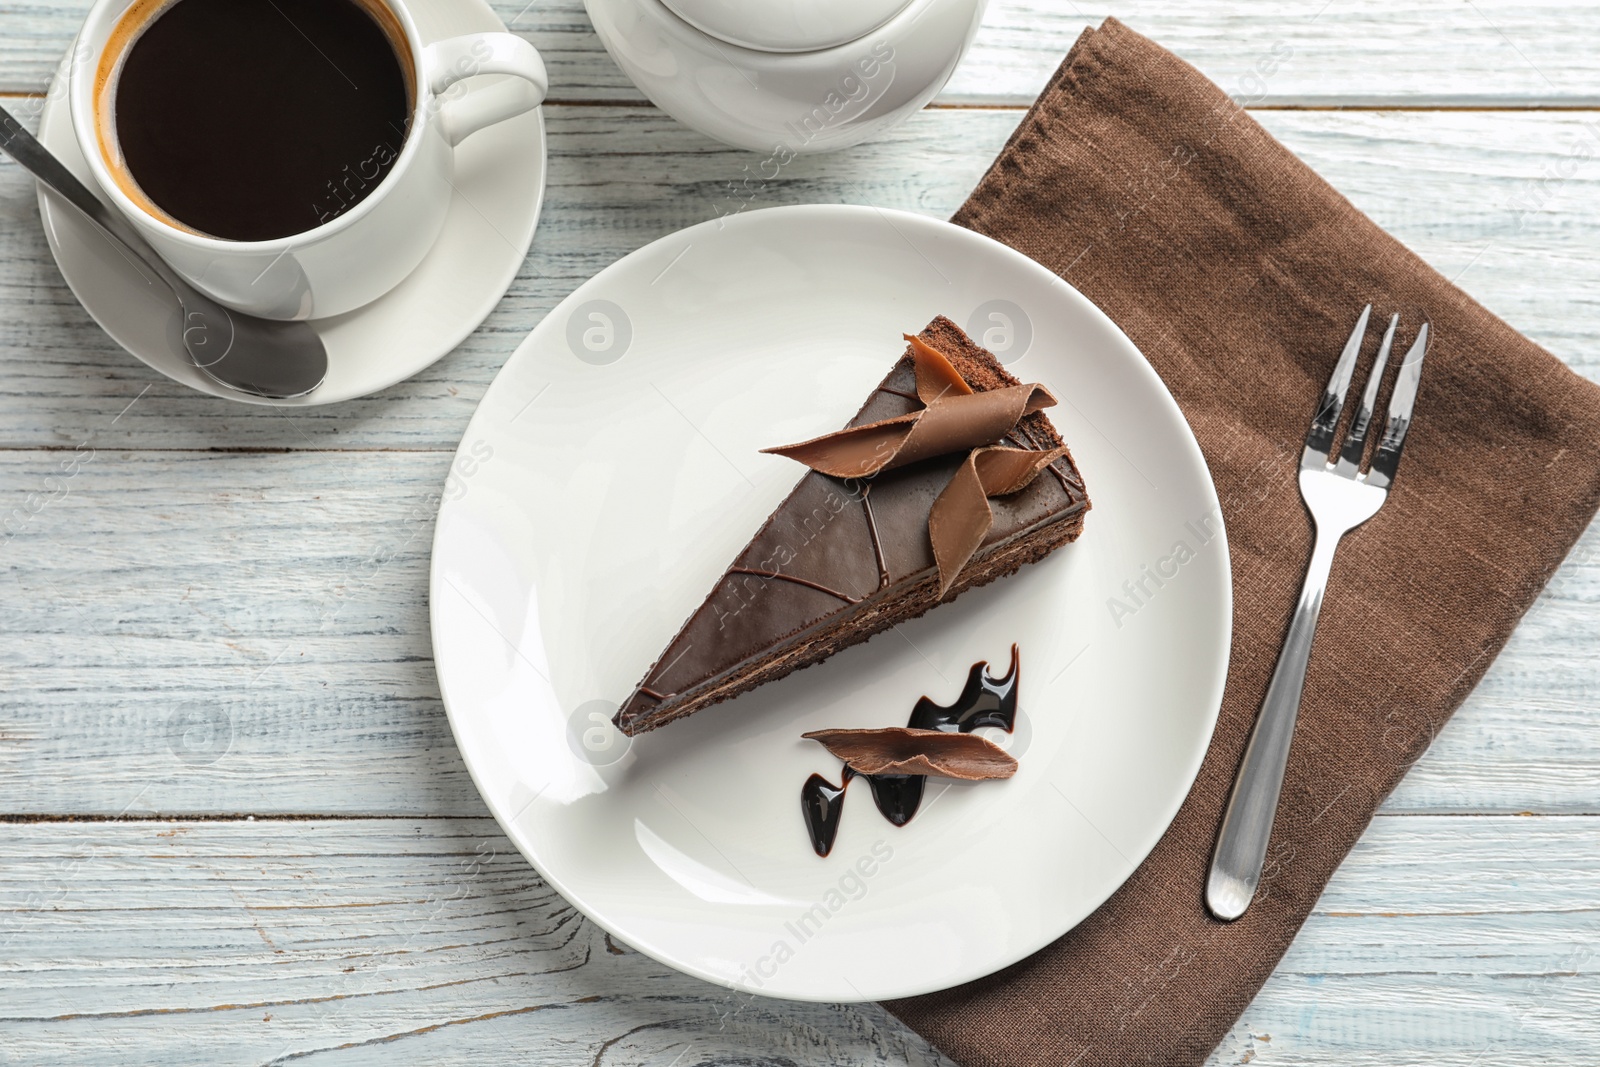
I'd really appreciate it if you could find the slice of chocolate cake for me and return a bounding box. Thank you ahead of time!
[613,316,1090,736]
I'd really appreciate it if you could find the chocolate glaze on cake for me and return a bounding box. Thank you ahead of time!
[613,317,1089,736]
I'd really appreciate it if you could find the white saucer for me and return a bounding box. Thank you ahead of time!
[430,205,1232,1002]
[36,0,545,406]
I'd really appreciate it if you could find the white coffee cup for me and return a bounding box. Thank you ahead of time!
[68,0,547,320]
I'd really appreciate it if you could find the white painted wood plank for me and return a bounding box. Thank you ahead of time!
[0,449,466,816]
[3,0,1599,105]
[1209,814,1600,1066]
[0,107,1597,451]
[0,6,1592,1063]
[0,817,954,1066]
[0,450,1595,816]
[946,0,1600,108]
[0,815,1594,1065]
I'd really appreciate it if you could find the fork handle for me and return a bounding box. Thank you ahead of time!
[1206,529,1340,921]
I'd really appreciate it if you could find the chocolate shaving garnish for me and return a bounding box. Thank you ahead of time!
[802,727,1019,780]
[761,335,1057,479]
[765,334,1068,592]
[930,443,1073,595]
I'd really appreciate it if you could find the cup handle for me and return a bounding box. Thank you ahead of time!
[422,33,548,147]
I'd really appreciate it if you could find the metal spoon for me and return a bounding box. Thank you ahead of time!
[0,104,326,400]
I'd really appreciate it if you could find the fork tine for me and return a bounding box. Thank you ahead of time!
[1304,305,1371,464]
[1365,322,1429,490]
[1335,313,1398,475]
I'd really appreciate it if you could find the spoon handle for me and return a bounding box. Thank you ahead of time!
[0,103,178,287]
[0,103,327,401]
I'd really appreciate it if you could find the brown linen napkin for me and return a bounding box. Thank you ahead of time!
[884,18,1600,1067]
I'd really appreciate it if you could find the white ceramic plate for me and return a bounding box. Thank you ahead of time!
[36,0,545,406]
[430,204,1231,1002]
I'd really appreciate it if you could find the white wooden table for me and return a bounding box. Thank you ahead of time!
[2,2,1597,1064]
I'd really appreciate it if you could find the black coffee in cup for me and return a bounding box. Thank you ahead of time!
[101,0,412,241]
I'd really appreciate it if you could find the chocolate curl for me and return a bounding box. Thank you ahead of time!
[906,334,973,402]
[929,444,1073,596]
[762,336,1057,479]
[803,727,1019,780]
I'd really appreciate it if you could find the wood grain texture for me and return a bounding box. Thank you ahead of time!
[1,107,1598,452]
[0,815,1593,1066]
[0,449,1595,817]
[1,2,1597,1061]
[2,0,1599,106]
[0,818,953,1067]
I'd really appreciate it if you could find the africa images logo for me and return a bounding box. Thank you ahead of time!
[1106,508,1223,628]
[736,839,894,989]
[965,299,1033,365]
[567,299,632,365]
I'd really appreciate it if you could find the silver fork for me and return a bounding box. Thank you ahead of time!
[1206,305,1429,922]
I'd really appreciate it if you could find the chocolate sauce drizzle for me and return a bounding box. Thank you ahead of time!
[860,483,891,592]
[1000,430,1085,497]
[728,567,861,605]
[800,645,1021,856]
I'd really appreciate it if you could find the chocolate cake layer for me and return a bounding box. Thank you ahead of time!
[613,317,1089,736]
